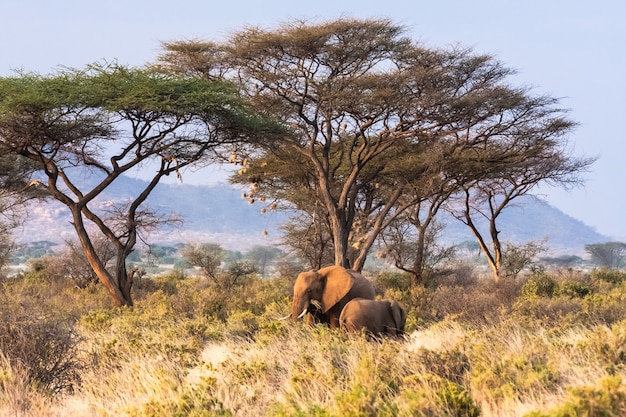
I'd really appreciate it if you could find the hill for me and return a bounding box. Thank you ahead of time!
[15,175,609,254]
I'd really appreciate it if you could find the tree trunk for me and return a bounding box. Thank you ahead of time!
[72,209,133,307]
[332,220,350,268]
[115,254,134,306]
[463,208,501,283]
[411,230,427,287]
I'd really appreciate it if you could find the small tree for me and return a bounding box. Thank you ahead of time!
[380,214,456,287]
[501,239,548,278]
[0,64,280,306]
[181,243,225,282]
[450,130,594,282]
[585,242,626,269]
[243,245,282,277]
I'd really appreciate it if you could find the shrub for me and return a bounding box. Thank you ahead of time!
[512,297,586,327]
[374,271,411,293]
[424,278,522,326]
[522,273,559,299]
[579,320,626,370]
[559,280,593,298]
[0,353,54,417]
[414,347,470,385]
[0,297,83,395]
[591,268,626,284]
[225,310,260,340]
[399,374,480,417]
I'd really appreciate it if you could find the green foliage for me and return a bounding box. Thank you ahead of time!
[502,239,547,278]
[559,280,593,298]
[591,268,626,284]
[522,273,559,299]
[400,374,480,417]
[375,271,412,292]
[225,310,260,340]
[435,378,481,417]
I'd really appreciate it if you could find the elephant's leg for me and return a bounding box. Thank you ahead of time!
[329,313,341,329]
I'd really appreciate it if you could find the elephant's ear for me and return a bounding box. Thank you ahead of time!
[390,301,405,333]
[320,266,355,313]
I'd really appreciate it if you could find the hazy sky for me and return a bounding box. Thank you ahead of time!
[2,0,625,239]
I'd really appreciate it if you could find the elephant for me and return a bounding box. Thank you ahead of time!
[339,298,407,338]
[290,265,376,329]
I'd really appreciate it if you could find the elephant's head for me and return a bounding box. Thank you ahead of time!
[291,266,356,322]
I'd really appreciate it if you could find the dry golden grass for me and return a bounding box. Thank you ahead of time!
[3,267,626,416]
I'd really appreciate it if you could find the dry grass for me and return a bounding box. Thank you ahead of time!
[3,267,626,416]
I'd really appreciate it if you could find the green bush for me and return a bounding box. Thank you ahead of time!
[374,271,411,293]
[522,273,559,299]
[399,374,480,417]
[591,268,626,284]
[225,310,260,340]
[559,280,593,298]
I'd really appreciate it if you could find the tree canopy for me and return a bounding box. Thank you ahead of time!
[159,18,593,274]
[0,63,281,305]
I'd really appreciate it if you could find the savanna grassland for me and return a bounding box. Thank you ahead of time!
[2,264,626,417]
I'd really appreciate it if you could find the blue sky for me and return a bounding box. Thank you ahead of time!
[2,0,625,239]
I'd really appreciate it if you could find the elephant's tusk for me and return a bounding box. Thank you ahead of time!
[277,315,290,321]
[296,308,308,319]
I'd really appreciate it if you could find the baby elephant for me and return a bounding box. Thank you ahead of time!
[340,298,407,337]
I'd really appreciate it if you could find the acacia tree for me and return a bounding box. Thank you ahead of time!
[0,64,279,306]
[379,200,456,287]
[448,129,594,282]
[160,18,592,272]
[585,242,626,269]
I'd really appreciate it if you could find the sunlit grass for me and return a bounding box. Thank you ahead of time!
[3,266,626,416]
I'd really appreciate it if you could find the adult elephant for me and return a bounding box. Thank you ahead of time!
[290,265,375,328]
[339,298,407,337]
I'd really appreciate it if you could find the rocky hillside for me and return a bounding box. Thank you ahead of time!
[15,175,609,254]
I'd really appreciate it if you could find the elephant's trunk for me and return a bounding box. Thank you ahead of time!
[291,295,309,321]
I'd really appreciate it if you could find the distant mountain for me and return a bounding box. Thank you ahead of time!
[437,199,609,255]
[15,175,609,254]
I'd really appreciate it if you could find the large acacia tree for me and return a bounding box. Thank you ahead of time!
[160,18,591,272]
[0,64,279,306]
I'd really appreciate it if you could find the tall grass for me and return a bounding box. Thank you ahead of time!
[2,267,626,416]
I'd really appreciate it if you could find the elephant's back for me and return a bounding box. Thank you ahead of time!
[350,274,376,299]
